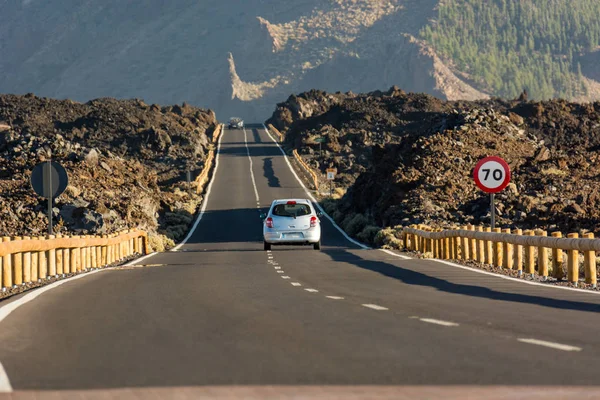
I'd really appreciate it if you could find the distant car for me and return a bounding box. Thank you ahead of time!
[261,199,322,250]
[228,117,244,129]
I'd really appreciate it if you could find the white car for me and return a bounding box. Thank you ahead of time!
[261,199,322,250]
[228,117,244,129]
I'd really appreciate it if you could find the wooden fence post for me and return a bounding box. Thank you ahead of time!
[31,238,39,282]
[536,230,548,279]
[22,236,31,284]
[47,235,56,277]
[55,235,64,276]
[501,229,513,269]
[551,232,564,280]
[38,236,47,280]
[584,232,597,286]
[468,225,476,260]
[476,226,484,262]
[63,237,71,274]
[13,236,23,285]
[492,228,502,267]
[567,233,579,284]
[484,227,492,265]
[1,237,10,288]
[524,230,535,276]
[460,226,469,260]
[513,229,523,274]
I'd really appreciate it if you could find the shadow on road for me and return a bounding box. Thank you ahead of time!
[322,249,600,314]
[263,158,281,187]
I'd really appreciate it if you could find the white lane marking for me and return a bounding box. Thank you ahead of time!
[123,252,158,266]
[277,271,284,274]
[518,338,582,352]
[379,248,411,260]
[0,361,12,393]
[281,276,290,279]
[433,259,600,296]
[420,318,459,327]
[243,127,260,203]
[326,296,344,300]
[274,267,281,270]
[291,282,302,286]
[305,288,319,293]
[409,316,419,319]
[172,124,225,251]
[263,124,369,250]
[362,304,388,310]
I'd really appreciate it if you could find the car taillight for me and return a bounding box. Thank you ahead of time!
[266,217,274,228]
[310,216,318,227]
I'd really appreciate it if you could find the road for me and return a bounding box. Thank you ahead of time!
[1,125,600,396]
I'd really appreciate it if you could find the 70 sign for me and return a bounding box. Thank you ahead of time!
[473,156,511,229]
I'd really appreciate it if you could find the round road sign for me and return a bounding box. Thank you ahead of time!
[30,161,69,199]
[473,156,511,194]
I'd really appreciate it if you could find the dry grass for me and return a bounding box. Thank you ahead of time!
[541,167,568,176]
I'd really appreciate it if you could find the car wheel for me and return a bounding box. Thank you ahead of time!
[313,241,321,250]
[264,241,271,251]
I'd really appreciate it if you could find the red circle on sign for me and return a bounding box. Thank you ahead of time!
[473,156,511,194]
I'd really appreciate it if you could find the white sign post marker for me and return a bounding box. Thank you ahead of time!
[473,156,511,229]
[326,168,336,197]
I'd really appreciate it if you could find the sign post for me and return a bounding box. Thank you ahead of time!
[315,137,326,158]
[473,156,511,230]
[326,168,336,197]
[31,158,69,235]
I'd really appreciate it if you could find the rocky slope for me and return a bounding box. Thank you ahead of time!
[0,94,218,250]
[267,88,600,241]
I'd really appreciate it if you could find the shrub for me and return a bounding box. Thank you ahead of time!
[357,225,381,244]
[343,213,369,236]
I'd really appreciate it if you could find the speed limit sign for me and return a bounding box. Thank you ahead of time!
[473,156,511,193]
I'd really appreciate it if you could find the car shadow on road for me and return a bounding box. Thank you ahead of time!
[322,249,600,314]
[263,158,281,187]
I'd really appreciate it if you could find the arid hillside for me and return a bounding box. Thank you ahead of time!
[267,88,600,240]
[0,94,218,250]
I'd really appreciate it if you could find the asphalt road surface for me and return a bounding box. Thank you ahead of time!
[1,125,600,396]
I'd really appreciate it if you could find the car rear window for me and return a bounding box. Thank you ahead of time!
[272,203,311,217]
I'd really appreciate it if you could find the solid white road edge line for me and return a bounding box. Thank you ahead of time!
[172,124,226,251]
[433,259,600,296]
[262,124,369,250]
[123,252,159,267]
[244,127,260,203]
[0,361,12,393]
[518,338,582,352]
[379,248,411,260]
[362,304,388,310]
[420,318,459,327]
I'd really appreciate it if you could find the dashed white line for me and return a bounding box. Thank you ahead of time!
[362,304,388,310]
[305,288,319,293]
[326,296,344,300]
[291,282,302,286]
[420,318,459,327]
[0,361,12,393]
[274,267,281,270]
[243,127,260,203]
[518,338,582,352]
[277,271,284,274]
[281,276,290,279]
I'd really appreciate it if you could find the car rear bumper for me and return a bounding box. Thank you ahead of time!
[264,230,320,244]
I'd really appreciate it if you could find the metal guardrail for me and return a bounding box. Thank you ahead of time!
[1,229,149,289]
[403,225,598,286]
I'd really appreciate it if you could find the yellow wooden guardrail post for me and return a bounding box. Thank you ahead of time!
[476,226,484,262]
[97,237,103,267]
[38,236,47,280]
[31,238,39,282]
[460,226,469,260]
[23,236,31,284]
[101,235,108,266]
[91,236,97,269]
[64,236,71,274]
[584,232,596,287]
[443,233,450,260]
[513,229,523,274]
[56,234,64,276]
[551,232,564,280]
[87,235,93,269]
[536,230,548,279]
[468,225,476,260]
[567,233,579,285]
[492,228,502,267]
[451,228,458,260]
[13,236,23,285]
[501,228,513,269]
[2,237,11,288]
[69,238,77,274]
[524,230,535,276]
[47,235,56,277]
[484,227,492,265]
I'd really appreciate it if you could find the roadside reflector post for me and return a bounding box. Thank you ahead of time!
[513,229,523,274]
[476,226,484,262]
[22,236,31,284]
[502,229,513,269]
[2,237,12,288]
[492,228,502,267]
[584,233,596,286]
[567,233,579,285]
[524,230,535,277]
[536,230,548,280]
[13,237,23,286]
[484,227,492,265]
[551,232,564,280]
